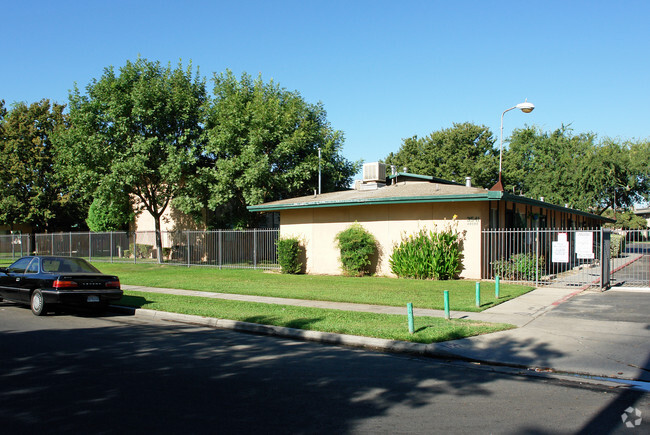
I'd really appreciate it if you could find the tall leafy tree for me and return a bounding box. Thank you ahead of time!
[177,70,359,228]
[503,126,650,214]
[384,122,498,188]
[0,99,75,232]
[56,58,207,259]
[581,138,650,214]
[503,125,595,210]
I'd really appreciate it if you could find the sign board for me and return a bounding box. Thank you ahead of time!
[575,231,595,260]
[552,236,569,263]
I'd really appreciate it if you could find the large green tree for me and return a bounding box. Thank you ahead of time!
[0,99,78,232]
[56,58,207,259]
[502,125,596,210]
[176,70,359,228]
[503,126,650,214]
[384,122,498,188]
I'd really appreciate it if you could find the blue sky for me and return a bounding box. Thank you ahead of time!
[3,0,649,173]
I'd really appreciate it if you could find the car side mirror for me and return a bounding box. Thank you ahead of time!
[0,267,7,273]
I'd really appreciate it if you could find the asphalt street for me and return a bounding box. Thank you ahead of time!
[1,304,648,434]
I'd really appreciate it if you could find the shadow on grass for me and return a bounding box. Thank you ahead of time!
[244,315,325,330]
[116,295,153,308]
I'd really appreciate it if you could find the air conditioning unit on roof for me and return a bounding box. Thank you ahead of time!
[363,162,387,183]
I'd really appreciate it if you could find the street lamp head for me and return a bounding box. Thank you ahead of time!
[516,100,535,113]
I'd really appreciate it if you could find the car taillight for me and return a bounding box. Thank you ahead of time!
[53,279,78,289]
[106,280,121,289]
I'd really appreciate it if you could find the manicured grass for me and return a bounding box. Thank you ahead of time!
[95,262,534,312]
[119,291,515,344]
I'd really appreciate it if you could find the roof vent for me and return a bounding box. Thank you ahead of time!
[465,177,472,187]
[363,162,387,183]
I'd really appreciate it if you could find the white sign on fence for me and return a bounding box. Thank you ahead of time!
[575,231,595,259]
[552,239,569,263]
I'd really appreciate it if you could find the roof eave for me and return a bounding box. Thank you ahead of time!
[248,192,500,212]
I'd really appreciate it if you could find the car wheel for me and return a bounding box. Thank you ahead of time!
[31,290,47,316]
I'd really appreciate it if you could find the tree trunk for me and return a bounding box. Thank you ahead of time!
[154,215,163,264]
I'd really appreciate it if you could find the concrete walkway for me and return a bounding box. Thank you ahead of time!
[119,284,650,383]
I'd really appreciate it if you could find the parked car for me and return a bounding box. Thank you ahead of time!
[0,256,122,316]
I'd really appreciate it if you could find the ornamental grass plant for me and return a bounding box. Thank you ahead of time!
[390,219,464,280]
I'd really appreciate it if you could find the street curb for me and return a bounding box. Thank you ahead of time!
[109,305,646,390]
[110,305,454,357]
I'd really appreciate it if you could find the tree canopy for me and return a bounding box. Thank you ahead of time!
[175,70,359,228]
[384,122,498,188]
[0,99,77,232]
[55,58,207,256]
[503,126,650,214]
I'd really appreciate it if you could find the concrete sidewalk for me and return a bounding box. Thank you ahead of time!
[119,284,650,383]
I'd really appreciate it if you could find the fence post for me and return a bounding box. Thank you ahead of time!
[89,232,92,262]
[70,233,72,258]
[218,230,222,270]
[187,231,191,267]
[535,227,540,286]
[110,231,113,263]
[133,232,137,264]
[253,228,257,269]
[51,233,54,256]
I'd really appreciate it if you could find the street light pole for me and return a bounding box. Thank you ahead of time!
[318,147,321,195]
[491,99,535,191]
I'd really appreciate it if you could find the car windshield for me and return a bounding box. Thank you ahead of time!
[42,258,102,274]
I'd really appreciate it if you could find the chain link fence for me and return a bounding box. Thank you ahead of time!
[0,233,32,260]
[32,229,279,270]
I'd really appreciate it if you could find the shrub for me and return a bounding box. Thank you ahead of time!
[335,223,376,276]
[491,253,545,281]
[129,243,153,258]
[610,233,625,258]
[390,221,464,280]
[276,237,303,274]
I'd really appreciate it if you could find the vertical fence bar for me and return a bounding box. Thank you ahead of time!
[535,226,539,287]
[253,228,257,269]
[218,230,222,270]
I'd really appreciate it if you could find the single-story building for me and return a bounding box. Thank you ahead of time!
[248,162,612,279]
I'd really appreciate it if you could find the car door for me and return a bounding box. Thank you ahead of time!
[0,257,33,302]
[20,257,40,295]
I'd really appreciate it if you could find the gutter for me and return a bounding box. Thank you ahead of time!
[248,192,502,212]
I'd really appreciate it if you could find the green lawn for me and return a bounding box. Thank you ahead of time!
[119,291,515,344]
[94,262,533,312]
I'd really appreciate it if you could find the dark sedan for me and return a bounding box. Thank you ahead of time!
[0,256,122,316]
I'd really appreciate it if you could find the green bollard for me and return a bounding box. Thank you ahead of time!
[476,282,481,307]
[495,275,500,299]
[444,291,450,320]
[407,303,414,334]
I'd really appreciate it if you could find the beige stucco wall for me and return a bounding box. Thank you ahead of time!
[131,205,204,233]
[280,201,488,279]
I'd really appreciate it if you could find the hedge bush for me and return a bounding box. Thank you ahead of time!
[276,237,303,274]
[335,223,376,276]
[610,233,625,258]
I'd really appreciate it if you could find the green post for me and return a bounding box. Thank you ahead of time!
[444,291,450,320]
[407,303,414,334]
[475,282,481,307]
[495,275,500,299]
